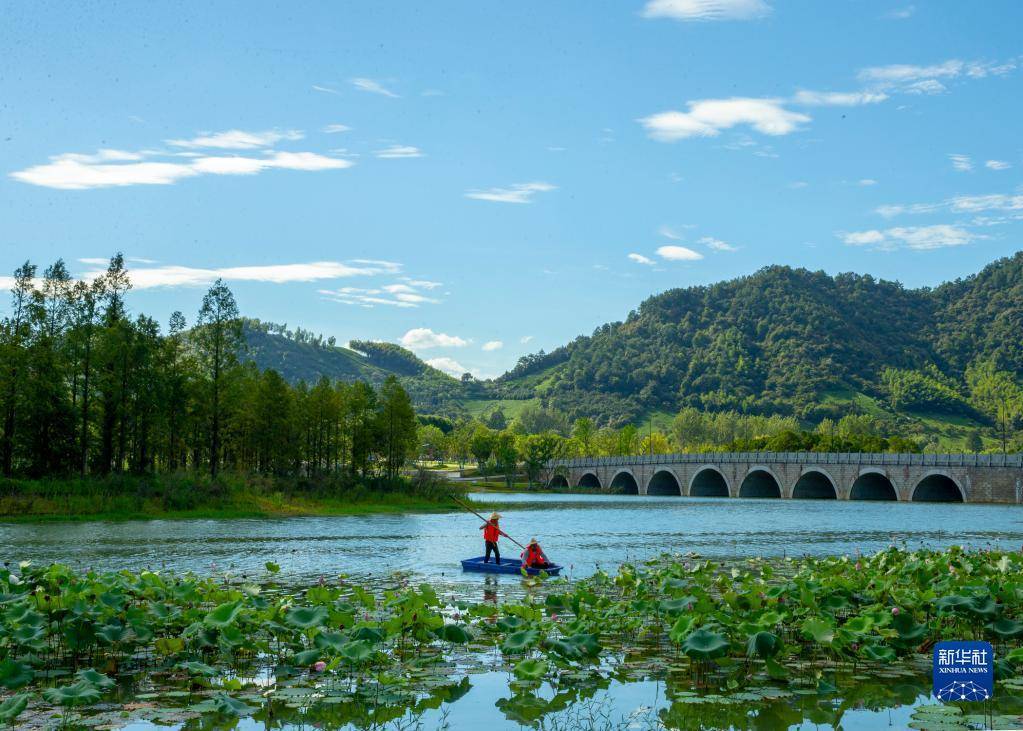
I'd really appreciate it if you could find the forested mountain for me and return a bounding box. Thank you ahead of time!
[242,322,468,415]
[490,251,1023,425]
[240,252,1023,430]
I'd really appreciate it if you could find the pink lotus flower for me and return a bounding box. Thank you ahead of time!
[551,614,559,621]
[855,562,862,571]
[891,607,900,615]
[312,661,326,673]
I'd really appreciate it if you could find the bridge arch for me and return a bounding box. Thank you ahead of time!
[912,471,965,503]
[576,472,601,489]
[850,470,898,501]
[547,474,569,488]
[609,470,639,495]
[646,469,683,496]
[689,466,730,497]
[739,467,782,499]
[792,469,837,500]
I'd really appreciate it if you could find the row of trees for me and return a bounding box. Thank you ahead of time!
[0,256,419,481]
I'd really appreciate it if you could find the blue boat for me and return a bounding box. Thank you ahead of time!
[460,555,563,576]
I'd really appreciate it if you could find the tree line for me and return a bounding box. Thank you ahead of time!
[0,255,419,482]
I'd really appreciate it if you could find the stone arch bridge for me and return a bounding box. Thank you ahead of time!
[545,452,1023,504]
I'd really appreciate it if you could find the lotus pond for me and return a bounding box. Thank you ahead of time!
[3,546,1023,730]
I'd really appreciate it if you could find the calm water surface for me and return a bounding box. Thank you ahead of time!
[5,494,1023,730]
[3,493,1022,581]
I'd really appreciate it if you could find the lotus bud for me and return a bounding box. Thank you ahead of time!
[891,607,900,615]
[312,661,326,673]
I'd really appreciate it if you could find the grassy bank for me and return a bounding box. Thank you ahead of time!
[0,472,465,522]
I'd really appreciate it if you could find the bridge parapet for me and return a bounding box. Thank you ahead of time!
[545,452,1023,504]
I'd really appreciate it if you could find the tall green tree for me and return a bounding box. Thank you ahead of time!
[194,279,242,477]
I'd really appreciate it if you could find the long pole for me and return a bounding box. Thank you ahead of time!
[451,495,527,550]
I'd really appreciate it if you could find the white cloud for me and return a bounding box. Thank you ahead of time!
[840,224,978,250]
[859,178,878,186]
[465,182,557,204]
[375,145,423,159]
[399,328,469,350]
[323,124,351,134]
[985,160,1011,171]
[884,5,915,19]
[401,278,442,289]
[699,236,738,252]
[167,129,303,149]
[640,98,810,141]
[11,139,352,190]
[482,340,504,351]
[858,59,1016,95]
[792,90,888,106]
[641,0,770,22]
[425,357,469,377]
[520,335,534,344]
[876,193,1023,218]
[949,154,973,172]
[351,77,399,98]
[628,253,656,265]
[312,85,340,95]
[656,245,704,261]
[77,260,400,290]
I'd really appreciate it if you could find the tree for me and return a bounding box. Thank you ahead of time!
[376,376,417,480]
[572,417,595,455]
[522,431,564,488]
[469,425,495,481]
[493,430,518,487]
[194,279,242,477]
[966,359,1023,454]
[0,262,36,476]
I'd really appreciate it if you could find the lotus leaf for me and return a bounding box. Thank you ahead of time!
[512,658,549,680]
[746,631,782,659]
[0,659,33,690]
[0,694,29,724]
[501,629,540,654]
[987,617,1023,639]
[204,601,243,628]
[681,628,729,659]
[339,639,374,664]
[75,668,114,690]
[42,680,102,707]
[435,624,474,644]
[285,605,328,629]
[801,618,835,645]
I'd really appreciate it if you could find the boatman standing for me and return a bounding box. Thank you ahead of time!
[480,512,506,564]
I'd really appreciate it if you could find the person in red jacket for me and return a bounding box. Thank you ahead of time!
[521,537,550,569]
[480,512,506,564]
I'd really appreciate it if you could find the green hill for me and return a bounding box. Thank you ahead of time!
[244,252,1023,430]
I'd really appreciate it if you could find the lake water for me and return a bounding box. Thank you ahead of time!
[3,493,1023,583]
[7,494,1023,730]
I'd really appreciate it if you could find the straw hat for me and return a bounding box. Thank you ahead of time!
[528,537,538,546]
[489,512,501,520]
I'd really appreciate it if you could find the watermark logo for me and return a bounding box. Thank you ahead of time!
[932,641,994,702]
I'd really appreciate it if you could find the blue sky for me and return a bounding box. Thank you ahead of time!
[2,1,1022,378]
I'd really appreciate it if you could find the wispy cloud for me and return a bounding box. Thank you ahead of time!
[375,145,423,159]
[464,182,556,204]
[312,85,340,95]
[658,224,693,240]
[859,178,878,186]
[482,340,504,351]
[949,154,973,172]
[642,0,771,22]
[699,236,738,252]
[858,59,1016,95]
[640,98,810,141]
[656,245,704,261]
[986,160,1011,171]
[323,124,351,134]
[11,129,352,190]
[400,328,469,350]
[884,5,915,19]
[876,192,1023,218]
[167,129,303,149]
[319,275,441,309]
[75,259,400,290]
[425,357,469,378]
[351,77,399,98]
[792,90,888,106]
[628,253,656,265]
[520,335,534,344]
[839,224,979,250]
